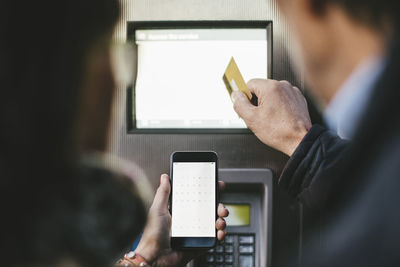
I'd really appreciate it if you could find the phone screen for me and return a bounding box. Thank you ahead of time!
[171,162,216,237]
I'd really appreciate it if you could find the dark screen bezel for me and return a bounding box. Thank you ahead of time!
[126,20,273,134]
[170,151,219,249]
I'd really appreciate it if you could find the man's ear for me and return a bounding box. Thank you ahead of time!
[299,0,329,22]
[277,0,325,23]
[306,0,327,16]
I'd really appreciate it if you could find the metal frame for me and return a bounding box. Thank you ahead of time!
[219,168,273,267]
[126,20,273,134]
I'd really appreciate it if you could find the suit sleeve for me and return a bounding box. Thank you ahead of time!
[278,125,350,211]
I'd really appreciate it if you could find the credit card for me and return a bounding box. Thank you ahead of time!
[223,57,252,100]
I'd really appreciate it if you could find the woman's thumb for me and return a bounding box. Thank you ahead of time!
[151,174,171,211]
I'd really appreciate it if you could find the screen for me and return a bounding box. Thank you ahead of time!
[171,162,216,237]
[224,204,251,226]
[134,28,268,129]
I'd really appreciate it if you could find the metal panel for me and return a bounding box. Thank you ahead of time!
[219,168,274,267]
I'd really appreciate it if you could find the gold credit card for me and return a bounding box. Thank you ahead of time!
[223,57,252,100]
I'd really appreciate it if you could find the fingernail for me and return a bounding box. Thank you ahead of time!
[160,174,169,184]
[231,92,238,103]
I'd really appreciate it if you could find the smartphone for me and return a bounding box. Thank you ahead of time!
[170,151,218,249]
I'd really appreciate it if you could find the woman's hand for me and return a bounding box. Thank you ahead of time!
[133,174,228,266]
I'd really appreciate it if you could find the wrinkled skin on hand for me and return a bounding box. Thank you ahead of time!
[232,79,312,156]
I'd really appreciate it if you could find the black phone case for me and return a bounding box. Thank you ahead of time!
[169,151,219,249]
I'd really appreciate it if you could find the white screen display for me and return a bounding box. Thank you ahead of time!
[134,28,268,129]
[171,162,216,237]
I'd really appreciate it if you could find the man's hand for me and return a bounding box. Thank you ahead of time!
[232,79,312,156]
[133,174,228,267]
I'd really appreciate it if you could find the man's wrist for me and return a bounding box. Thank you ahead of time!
[286,127,310,157]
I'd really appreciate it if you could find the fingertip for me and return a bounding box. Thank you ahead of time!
[231,92,236,104]
[238,91,248,100]
[160,174,169,184]
[231,91,242,104]
[158,174,170,195]
[225,207,229,217]
[218,203,229,218]
[217,230,227,241]
[216,218,226,230]
[232,92,253,117]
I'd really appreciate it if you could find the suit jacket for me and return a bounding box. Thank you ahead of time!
[279,33,400,266]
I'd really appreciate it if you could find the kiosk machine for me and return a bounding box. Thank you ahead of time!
[193,168,273,267]
[125,21,297,267]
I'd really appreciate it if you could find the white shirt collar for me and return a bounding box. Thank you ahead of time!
[324,56,385,139]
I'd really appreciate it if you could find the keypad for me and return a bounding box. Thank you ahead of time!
[206,254,214,263]
[225,254,233,263]
[239,255,254,267]
[239,245,254,253]
[239,236,254,244]
[216,254,224,263]
[225,235,234,243]
[225,245,234,253]
[216,245,224,253]
[201,233,255,267]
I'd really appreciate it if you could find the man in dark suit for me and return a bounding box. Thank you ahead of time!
[232,0,400,266]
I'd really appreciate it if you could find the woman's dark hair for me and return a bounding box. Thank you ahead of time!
[0,1,146,266]
[0,0,119,165]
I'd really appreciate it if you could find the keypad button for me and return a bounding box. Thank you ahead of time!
[225,254,233,263]
[206,254,214,263]
[239,245,254,253]
[208,248,215,253]
[216,245,224,253]
[224,245,234,253]
[239,255,254,267]
[216,254,224,263]
[225,235,234,243]
[239,235,254,244]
